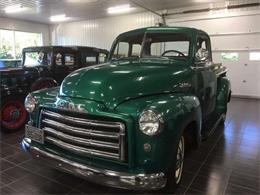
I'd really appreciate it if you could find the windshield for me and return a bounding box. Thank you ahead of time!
[110,32,190,60]
[23,51,51,67]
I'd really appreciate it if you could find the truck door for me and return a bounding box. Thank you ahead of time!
[194,34,217,120]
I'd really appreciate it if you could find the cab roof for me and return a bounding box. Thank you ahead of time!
[117,26,208,38]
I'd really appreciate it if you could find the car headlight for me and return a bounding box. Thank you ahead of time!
[24,94,36,113]
[139,109,163,136]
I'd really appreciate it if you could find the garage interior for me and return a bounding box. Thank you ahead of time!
[0,0,260,194]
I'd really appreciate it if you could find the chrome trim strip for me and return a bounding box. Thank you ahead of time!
[42,119,120,140]
[22,138,166,190]
[45,136,119,160]
[44,127,119,150]
[42,110,123,129]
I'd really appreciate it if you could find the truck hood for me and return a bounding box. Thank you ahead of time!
[59,58,191,109]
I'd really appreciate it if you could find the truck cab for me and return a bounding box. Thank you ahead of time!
[22,27,231,192]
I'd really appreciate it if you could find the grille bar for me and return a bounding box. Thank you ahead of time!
[42,110,123,129]
[40,109,126,162]
[45,137,119,160]
[44,127,119,150]
[42,119,119,140]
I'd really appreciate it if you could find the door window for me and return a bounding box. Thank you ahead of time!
[65,54,76,66]
[196,35,211,63]
[55,53,63,65]
[86,56,97,65]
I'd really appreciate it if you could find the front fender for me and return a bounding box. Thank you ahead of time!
[28,87,60,125]
[115,93,201,173]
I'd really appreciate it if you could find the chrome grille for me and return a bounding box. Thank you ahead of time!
[39,109,126,161]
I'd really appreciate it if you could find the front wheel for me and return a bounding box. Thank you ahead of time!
[164,135,185,192]
[0,98,28,132]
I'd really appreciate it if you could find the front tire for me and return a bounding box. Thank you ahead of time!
[164,135,185,192]
[0,98,28,132]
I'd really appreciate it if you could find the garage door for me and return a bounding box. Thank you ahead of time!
[167,12,260,98]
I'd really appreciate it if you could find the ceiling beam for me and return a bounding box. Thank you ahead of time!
[130,0,166,24]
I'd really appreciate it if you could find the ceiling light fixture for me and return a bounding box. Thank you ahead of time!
[4,4,27,13]
[67,0,98,3]
[50,14,70,22]
[107,4,135,14]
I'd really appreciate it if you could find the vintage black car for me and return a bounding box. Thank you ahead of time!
[0,46,108,131]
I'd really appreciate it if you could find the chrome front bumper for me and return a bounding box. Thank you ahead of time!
[21,138,166,190]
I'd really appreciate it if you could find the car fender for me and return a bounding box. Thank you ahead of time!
[115,93,202,173]
[30,77,58,92]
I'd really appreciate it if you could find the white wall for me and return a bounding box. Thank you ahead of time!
[0,17,50,45]
[167,7,260,98]
[50,12,161,50]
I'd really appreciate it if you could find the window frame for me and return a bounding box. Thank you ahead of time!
[54,52,77,68]
[194,33,212,66]
[0,28,43,60]
[249,52,260,61]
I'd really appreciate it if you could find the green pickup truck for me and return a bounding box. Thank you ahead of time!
[22,26,231,191]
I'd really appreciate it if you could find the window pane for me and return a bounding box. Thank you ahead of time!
[145,33,190,59]
[15,31,42,59]
[55,53,63,65]
[132,44,141,56]
[151,42,164,56]
[0,29,15,59]
[99,53,106,63]
[0,29,42,60]
[151,41,189,56]
[65,54,75,66]
[114,42,129,58]
[249,52,260,61]
[86,56,97,65]
[24,51,48,67]
[221,53,239,61]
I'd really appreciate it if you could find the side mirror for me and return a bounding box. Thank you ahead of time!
[195,48,209,62]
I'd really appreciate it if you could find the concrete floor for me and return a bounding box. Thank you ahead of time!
[0,97,259,194]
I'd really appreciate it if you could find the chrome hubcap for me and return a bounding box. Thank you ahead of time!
[175,136,184,184]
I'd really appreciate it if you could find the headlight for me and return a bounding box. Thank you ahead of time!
[139,109,163,136]
[24,94,36,113]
